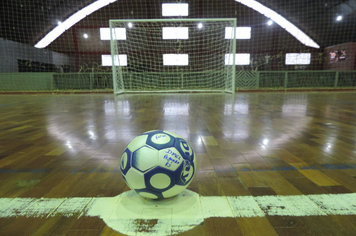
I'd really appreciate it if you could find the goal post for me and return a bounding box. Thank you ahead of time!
[109,18,236,94]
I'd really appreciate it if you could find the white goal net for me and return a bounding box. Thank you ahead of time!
[109,18,237,94]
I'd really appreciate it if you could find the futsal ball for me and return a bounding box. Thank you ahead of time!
[120,130,196,199]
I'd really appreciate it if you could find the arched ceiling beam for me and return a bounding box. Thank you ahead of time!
[35,0,320,49]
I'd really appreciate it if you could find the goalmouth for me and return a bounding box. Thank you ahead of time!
[109,18,237,94]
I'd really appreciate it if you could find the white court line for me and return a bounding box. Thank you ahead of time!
[1,191,355,235]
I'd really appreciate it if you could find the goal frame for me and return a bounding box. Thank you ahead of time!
[109,18,237,94]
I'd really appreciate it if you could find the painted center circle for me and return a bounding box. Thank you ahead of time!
[151,133,171,144]
[150,173,171,189]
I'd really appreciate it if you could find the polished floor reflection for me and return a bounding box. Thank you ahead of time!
[0,92,356,235]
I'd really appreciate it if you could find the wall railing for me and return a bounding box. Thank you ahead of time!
[0,70,355,92]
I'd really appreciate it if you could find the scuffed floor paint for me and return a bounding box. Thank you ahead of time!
[0,190,356,235]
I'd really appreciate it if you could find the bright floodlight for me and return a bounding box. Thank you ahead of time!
[100,28,126,40]
[128,22,133,28]
[102,54,127,66]
[336,15,343,21]
[57,21,62,25]
[163,54,189,66]
[268,20,273,25]
[285,53,311,65]
[198,23,203,29]
[83,33,89,38]
[225,53,250,65]
[162,3,189,16]
[225,27,251,39]
[162,27,189,40]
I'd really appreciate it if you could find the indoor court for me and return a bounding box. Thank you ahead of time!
[1,0,356,235]
[1,92,356,235]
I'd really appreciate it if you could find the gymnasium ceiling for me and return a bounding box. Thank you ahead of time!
[0,0,355,49]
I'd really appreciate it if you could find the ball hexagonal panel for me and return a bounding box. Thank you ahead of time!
[125,168,146,189]
[144,166,175,194]
[158,147,183,171]
[127,134,148,152]
[132,146,158,172]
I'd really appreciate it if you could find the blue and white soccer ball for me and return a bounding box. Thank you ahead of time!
[120,130,196,199]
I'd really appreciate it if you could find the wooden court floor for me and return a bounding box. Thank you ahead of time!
[0,92,356,235]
